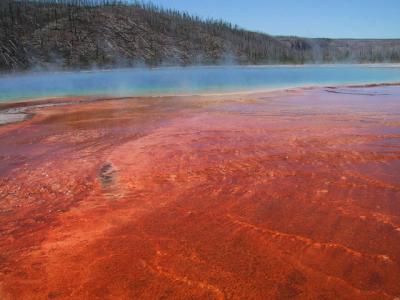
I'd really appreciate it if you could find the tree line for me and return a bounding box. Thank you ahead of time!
[1,0,400,71]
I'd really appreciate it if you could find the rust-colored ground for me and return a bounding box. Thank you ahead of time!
[0,86,399,300]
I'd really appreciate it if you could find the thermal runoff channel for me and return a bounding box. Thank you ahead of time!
[0,84,400,299]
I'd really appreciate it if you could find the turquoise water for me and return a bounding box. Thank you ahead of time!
[1,65,400,102]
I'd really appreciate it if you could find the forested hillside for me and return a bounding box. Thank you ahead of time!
[1,0,400,71]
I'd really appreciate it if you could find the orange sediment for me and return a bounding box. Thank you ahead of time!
[0,86,399,299]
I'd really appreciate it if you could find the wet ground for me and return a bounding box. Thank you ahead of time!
[0,86,399,299]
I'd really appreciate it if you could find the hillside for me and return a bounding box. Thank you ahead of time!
[1,0,400,71]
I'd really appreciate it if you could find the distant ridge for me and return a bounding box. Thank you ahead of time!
[1,0,400,71]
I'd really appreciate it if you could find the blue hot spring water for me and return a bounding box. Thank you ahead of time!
[0,65,400,102]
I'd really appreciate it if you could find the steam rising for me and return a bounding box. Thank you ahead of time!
[1,65,400,102]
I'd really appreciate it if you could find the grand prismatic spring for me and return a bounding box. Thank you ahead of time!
[0,66,400,299]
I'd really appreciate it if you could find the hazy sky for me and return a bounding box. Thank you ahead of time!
[139,0,400,39]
